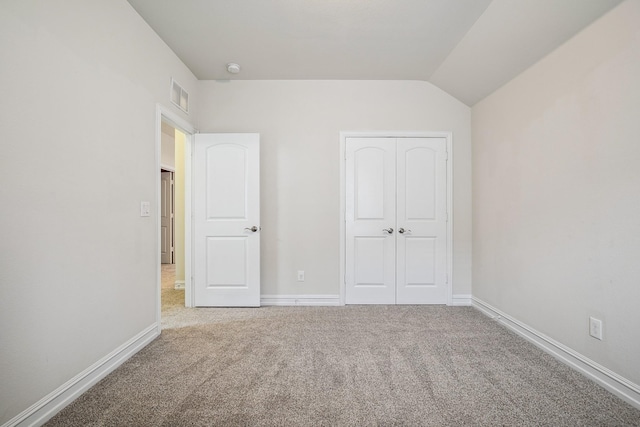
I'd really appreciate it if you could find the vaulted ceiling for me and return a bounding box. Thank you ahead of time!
[127,0,621,106]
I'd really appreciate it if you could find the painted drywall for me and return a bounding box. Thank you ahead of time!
[472,0,640,385]
[174,129,186,284]
[197,80,472,298]
[0,0,197,423]
[161,122,176,169]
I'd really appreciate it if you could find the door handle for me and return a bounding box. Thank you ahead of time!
[383,228,394,234]
[398,228,412,234]
[244,226,260,232]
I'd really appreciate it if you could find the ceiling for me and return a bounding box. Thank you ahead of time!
[127,0,622,106]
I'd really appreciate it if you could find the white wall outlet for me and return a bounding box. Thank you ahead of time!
[140,201,151,217]
[297,270,305,282]
[589,317,603,340]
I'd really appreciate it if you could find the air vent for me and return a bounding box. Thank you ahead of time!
[170,78,189,113]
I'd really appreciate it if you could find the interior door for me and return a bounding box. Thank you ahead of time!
[345,138,396,304]
[193,133,260,307]
[160,171,174,264]
[396,138,448,304]
[345,137,448,305]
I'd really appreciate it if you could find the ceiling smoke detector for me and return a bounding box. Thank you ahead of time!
[226,63,241,74]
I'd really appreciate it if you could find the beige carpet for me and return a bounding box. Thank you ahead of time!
[46,305,640,426]
[161,263,185,318]
[161,263,176,290]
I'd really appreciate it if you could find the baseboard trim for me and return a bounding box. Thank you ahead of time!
[174,280,185,290]
[451,294,472,306]
[472,297,640,410]
[4,324,160,427]
[261,294,341,306]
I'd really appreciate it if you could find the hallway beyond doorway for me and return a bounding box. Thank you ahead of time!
[161,264,184,320]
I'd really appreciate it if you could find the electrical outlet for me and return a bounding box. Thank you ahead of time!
[297,270,305,282]
[589,317,603,340]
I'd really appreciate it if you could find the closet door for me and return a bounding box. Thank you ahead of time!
[396,138,448,304]
[345,137,449,305]
[345,138,396,304]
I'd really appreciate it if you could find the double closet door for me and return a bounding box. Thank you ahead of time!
[345,137,448,304]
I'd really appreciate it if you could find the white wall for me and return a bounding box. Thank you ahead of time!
[197,80,472,298]
[0,0,197,423]
[161,122,176,169]
[472,0,640,385]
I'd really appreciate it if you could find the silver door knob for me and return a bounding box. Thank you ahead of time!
[398,228,411,234]
[383,228,394,234]
[244,226,259,232]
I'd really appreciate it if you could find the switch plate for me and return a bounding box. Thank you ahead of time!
[589,317,603,340]
[297,270,305,282]
[140,201,151,217]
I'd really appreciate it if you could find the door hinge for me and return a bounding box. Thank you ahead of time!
[445,150,448,161]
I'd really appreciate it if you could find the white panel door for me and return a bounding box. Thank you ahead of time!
[345,137,448,305]
[160,171,174,264]
[396,138,448,304]
[193,133,260,307]
[345,138,396,304]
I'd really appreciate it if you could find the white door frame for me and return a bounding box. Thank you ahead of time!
[155,104,197,329]
[339,131,454,306]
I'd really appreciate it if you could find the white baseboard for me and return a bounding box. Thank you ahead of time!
[451,294,472,306]
[261,294,341,306]
[472,297,640,410]
[174,280,185,290]
[4,324,160,427]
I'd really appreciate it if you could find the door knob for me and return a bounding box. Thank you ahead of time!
[244,226,260,232]
[398,228,412,234]
[383,228,394,234]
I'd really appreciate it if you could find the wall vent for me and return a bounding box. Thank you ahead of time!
[170,78,189,113]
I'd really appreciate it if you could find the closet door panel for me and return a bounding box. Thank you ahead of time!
[396,138,448,304]
[345,138,396,304]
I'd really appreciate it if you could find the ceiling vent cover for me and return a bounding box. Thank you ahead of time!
[170,78,189,113]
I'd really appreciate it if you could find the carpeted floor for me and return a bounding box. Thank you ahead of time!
[46,302,640,426]
[161,263,185,320]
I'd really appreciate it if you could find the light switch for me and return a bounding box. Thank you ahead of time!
[140,201,151,217]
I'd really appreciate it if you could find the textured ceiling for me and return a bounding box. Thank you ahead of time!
[127,0,622,106]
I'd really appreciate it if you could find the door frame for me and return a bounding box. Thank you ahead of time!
[339,131,454,305]
[155,104,197,329]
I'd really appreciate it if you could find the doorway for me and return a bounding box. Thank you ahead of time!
[155,105,195,328]
[159,121,184,315]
